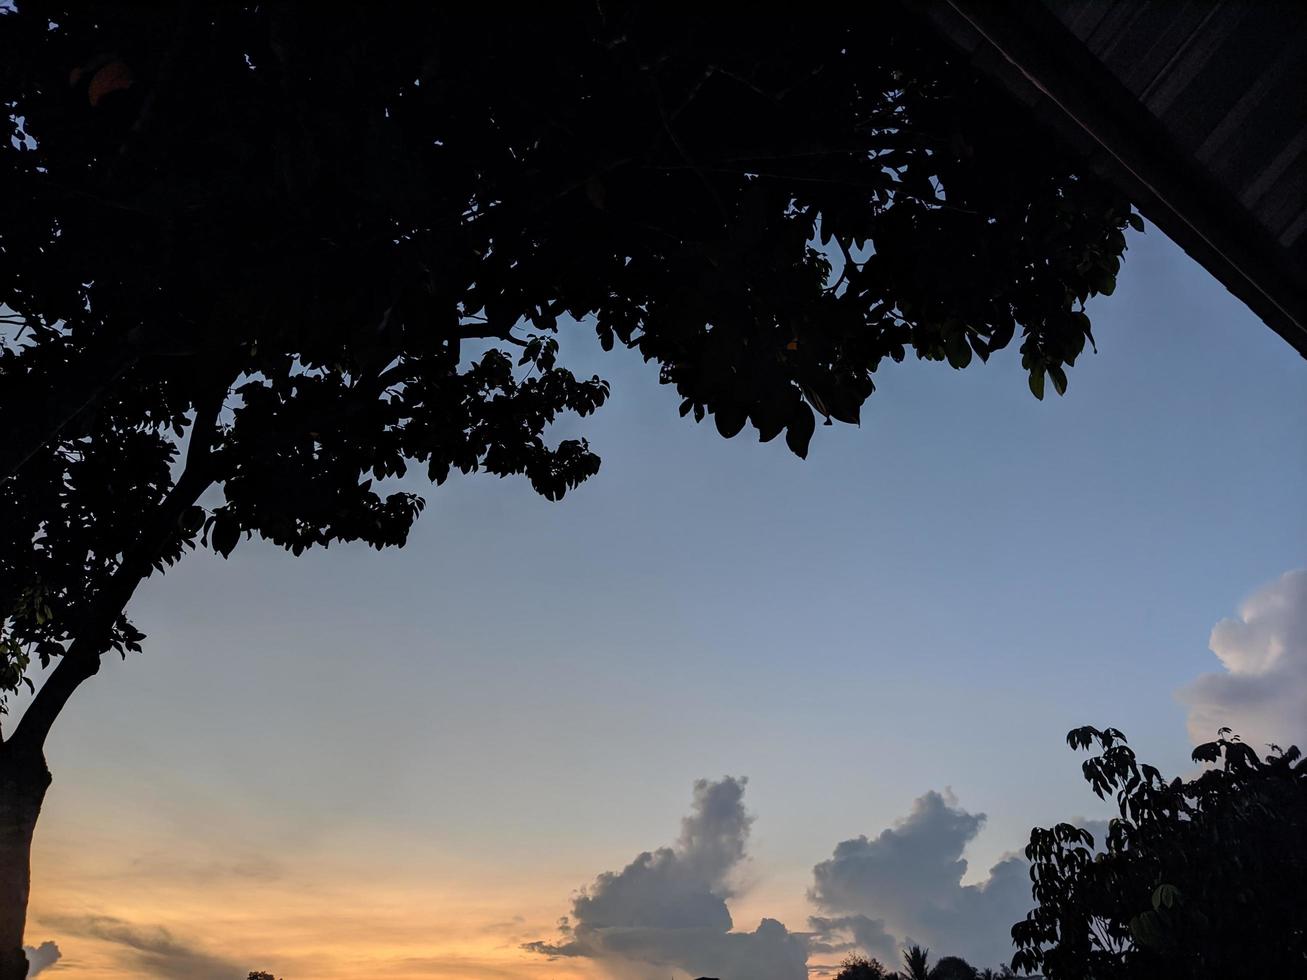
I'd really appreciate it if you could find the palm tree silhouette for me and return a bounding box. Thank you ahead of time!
[901,944,932,980]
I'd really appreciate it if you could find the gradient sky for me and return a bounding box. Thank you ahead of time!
[15,222,1307,978]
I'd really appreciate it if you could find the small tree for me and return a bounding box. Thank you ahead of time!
[901,945,932,980]
[1013,727,1307,979]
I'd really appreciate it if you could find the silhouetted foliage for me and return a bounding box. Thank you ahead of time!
[247,973,279,980]
[1013,727,1307,979]
[0,6,1139,711]
[929,954,978,980]
[901,944,932,980]
[836,949,987,980]
[836,953,892,980]
[0,4,1136,974]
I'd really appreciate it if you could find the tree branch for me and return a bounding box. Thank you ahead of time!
[8,384,227,758]
[649,76,728,224]
[0,345,141,482]
[456,327,529,347]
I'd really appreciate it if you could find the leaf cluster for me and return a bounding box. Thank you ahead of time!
[1013,727,1307,979]
[0,4,1134,704]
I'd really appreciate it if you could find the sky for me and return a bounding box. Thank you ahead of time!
[13,222,1307,979]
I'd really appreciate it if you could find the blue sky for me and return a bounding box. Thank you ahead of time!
[21,222,1307,977]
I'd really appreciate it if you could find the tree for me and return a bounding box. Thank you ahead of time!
[835,953,891,980]
[1013,727,1307,979]
[247,973,279,980]
[901,945,932,980]
[929,954,978,980]
[0,5,1136,973]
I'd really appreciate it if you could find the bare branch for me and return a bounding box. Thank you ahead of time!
[457,327,529,347]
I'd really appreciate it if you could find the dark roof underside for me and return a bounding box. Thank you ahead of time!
[918,0,1307,358]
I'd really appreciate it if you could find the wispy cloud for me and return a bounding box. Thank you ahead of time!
[1178,568,1307,751]
[525,776,809,980]
[122,851,284,885]
[40,914,243,980]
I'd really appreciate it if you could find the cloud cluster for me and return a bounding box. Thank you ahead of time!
[524,776,809,980]
[1179,569,1307,751]
[40,914,243,980]
[23,941,60,977]
[808,791,1031,969]
[532,573,1307,979]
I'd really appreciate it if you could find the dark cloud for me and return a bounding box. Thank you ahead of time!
[41,914,243,980]
[1179,569,1307,751]
[806,914,896,962]
[809,791,1032,969]
[23,940,60,977]
[525,776,809,980]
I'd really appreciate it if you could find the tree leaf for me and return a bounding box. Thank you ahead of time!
[785,402,816,459]
[211,511,240,558]
[714,404,747,439]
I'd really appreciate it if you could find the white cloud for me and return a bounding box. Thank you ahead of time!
[23,941,60,977]
[808,790,1031,970]
[1179,569,1307,751]
[524,776,809,980]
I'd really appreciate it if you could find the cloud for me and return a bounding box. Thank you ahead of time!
[808,790,1031,969]
[123,851,284,885]
[23,941,60,977]
[1071,818,1112,853]
[525,776,809,980]
[1178,569,1307,752]
[806,914,897,962]
[40,914,243,980]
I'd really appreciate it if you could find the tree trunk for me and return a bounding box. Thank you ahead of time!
[0,749,51,980]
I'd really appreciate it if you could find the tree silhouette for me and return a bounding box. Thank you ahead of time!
[901,944,932,980]
[1013,727,1307,979]
[835,953,891,980]
[929,954,978,980]
[0,5,1136,973]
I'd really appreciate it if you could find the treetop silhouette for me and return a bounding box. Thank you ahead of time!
[1015,727,1307,979]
